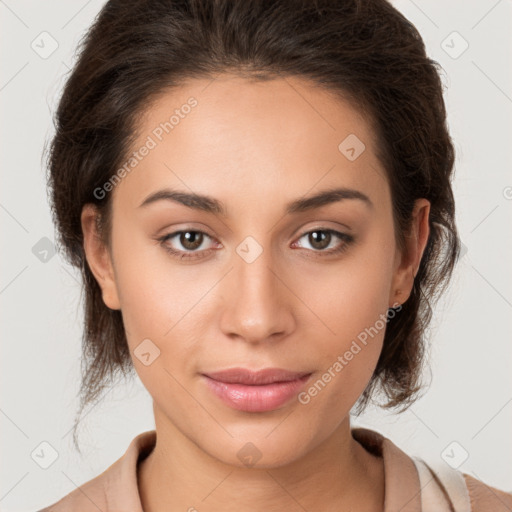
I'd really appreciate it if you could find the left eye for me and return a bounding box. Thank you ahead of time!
[293,229,353,253]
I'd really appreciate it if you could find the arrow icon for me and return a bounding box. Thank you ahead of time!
[31,441,59,468]
[134,339,161,365]
[338,134,365,161]
[440,31,468,59]
[236,236,263,263]
[32,236,56,263]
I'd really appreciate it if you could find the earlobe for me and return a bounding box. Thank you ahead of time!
[389,199,430,308]
[81,203,121,310]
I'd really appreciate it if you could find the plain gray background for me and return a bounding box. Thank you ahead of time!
[1,0,511,510]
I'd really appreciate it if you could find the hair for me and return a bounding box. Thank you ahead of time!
[45,0,460,452]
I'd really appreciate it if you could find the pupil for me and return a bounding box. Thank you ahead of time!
[181,231,202,250]
[310,231,330,250]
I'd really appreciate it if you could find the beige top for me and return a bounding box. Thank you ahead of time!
[38,427,512,511]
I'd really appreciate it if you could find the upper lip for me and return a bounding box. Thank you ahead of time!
[203,368,312,385]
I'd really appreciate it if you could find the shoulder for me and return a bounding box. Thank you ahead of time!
[37,471,110,511]
[352,426,512,511]
[416,457,512,511]
[37,430,156,512]
[463,472,512,511]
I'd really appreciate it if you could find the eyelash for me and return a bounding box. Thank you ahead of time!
[156,228,354,261]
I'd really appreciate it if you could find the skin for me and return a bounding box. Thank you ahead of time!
[81,74,430,511]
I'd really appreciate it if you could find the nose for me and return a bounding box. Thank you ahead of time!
[219,243,296,345]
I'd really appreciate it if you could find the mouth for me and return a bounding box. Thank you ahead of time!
[201,367,313,412]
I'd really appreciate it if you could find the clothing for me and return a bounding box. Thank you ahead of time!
[38,427,512,511]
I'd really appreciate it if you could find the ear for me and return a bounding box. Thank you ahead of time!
[389,198,430,308]
[81,203,121,310]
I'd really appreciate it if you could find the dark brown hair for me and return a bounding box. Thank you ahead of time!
[45,0,460,451]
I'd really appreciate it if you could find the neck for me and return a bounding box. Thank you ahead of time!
[138,408,384,512]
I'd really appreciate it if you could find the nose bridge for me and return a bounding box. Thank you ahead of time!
[220,234,294,343]
[236,234,277,296]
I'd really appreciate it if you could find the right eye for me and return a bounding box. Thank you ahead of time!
[158,230,220,260]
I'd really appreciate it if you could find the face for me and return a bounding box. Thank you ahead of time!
[83,74,428,467]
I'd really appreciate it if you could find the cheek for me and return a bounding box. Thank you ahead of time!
[110,223,194,337]
[291,230,395,405]
[109,228,217,385]
[294,233,395,350]
[293,278,390,430]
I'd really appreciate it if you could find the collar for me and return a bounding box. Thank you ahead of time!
[352,427,422,512]
[46,427,422,511]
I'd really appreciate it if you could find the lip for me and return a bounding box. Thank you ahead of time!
[202,368,312,412]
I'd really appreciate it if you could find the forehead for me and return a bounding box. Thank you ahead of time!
[112,74,388,212]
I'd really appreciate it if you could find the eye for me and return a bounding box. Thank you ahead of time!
[158,230,218,260]
[292,228,354,256]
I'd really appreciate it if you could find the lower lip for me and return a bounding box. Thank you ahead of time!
[202,374,312,412]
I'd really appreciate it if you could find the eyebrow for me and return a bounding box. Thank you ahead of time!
[138,186,373,215]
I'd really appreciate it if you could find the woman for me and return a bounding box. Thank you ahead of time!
[39,0,511,510]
